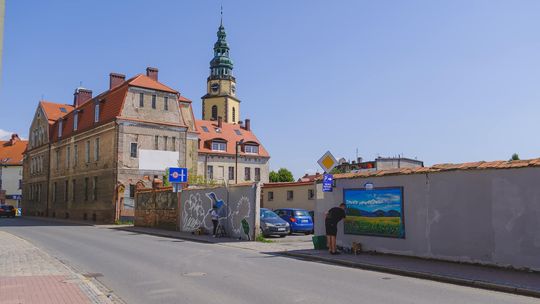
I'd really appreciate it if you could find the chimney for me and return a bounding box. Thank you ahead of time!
[73,88,93,107]
[244,119,251,131]
[217,116,223,128]
[8,134,20,145]
[146,67,158,81]
[109,73,126,89]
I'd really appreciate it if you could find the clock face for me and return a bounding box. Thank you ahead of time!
[211,83,220,93]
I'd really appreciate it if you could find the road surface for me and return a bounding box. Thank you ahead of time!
[0,217,536,304]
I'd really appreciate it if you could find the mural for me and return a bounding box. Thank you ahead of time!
[182,186,255,239]
[344,187,405,238]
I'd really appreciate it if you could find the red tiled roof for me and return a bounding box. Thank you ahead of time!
[195,120,270,158]
[50,74,180,142]
[320,158,540,181]
[262,181,313,188]
[39,101,73,124]
[0,139,28,165]
[178,95,192,102]
[298,173,322,182]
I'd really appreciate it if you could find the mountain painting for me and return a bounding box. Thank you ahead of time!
[344,187,405,238]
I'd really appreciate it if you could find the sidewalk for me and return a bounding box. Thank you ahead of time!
[282,249,540,298]
[0,231,113,304]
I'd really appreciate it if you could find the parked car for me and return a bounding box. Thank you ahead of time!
[260,208,290,237]
[0,205,16,218]
[274,208,314,235]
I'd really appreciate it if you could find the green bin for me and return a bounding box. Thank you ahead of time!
[312,235,328,250]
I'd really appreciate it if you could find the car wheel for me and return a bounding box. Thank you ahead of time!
[279,235,286,238]
[304,231,311,235]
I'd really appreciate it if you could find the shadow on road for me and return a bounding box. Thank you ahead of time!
[0,216,94,227]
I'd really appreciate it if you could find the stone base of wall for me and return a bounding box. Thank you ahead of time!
[135,209,178,231]
[49,208,115,224]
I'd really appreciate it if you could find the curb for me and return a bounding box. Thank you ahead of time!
[281,251,540,299]
[113,227,215,244]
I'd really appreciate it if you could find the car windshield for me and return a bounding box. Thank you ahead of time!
[261,209,279,219]
[294,210,310,217]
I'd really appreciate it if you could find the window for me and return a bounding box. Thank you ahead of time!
[207,165,214,180]
[164,96,168,111]
[18,179,22,190]
[151,94,156,109]
[245,145,259,154]
[232,107,236,122]
[245,167,251,181]
[129,184,135,198]
[74,144,78,166]
[268,191,274,201]
[139,93,144,107]
[60,107,67,113]
[93,177,98,201]
[66,146,71,168]
[58,120,63,138]
[172,137,176,151]
[65,180,68,202]
[130,143,137,158]
[308,189,315,200]
[84,177,89,201]
[94,102,100,123]
[164,136,168,151]
[94,138,100,161]
[287,190,294,201]
[73,112,78,131]
[154,136,159,150]
[56,149,60,170]
[85,141,90,163]
[53,182,57,202]
[201,126,209,133]
[211,141,226,151]
[211,105,218,120]
[255,168,261,182]
[72,179,76,201]
[234,129,242,136]
[228,166,234,180]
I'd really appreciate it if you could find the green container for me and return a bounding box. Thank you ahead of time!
[312,235,328,250]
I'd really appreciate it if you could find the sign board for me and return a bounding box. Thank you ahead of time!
[317,151,338,173]
[364,182,374,190]
[169,167,188,183]
[322,174,333,192]
[16,208,22,217]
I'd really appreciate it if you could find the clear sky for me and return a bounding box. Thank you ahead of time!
[1,1,540,179]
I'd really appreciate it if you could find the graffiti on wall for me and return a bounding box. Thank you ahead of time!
[182,189,253,239]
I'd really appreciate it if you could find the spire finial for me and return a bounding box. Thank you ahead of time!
[220,4,223,26]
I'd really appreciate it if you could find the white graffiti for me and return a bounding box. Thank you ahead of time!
[228,196,251,236]
[182,193,212,231]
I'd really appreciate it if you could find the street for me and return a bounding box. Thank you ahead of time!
[0,217,537,304]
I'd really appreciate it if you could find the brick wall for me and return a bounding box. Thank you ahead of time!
[134,188,178,230]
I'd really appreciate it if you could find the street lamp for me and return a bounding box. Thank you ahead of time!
[235,139,244,184]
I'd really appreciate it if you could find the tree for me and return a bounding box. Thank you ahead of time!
[510,153,520,161]
[269,168,294,182]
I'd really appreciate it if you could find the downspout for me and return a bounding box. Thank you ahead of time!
[46,142,51,217]
[114,120,120,222]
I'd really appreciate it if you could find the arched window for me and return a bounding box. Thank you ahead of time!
[232,107,236,122]
[211,105,218,120]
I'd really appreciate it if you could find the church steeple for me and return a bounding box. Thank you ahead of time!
[209,17,234,80]
[201,13,240,124]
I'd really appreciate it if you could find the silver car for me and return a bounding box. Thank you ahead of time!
[260,208,290,237]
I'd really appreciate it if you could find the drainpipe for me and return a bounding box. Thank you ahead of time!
[46,142,51,217]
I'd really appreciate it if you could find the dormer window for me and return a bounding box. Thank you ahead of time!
[73,112,78,131]
[94,102,100,123]
[245,145,259,154]
[58,120,63,138]
[211,140,227,151]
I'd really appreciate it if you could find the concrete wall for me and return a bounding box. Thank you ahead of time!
[180,183,260,240]
[262,183,316,211]
[315,168,540,271]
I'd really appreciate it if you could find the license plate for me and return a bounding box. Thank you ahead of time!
[278,228,286,231]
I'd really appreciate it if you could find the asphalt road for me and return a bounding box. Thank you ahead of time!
[1,217,537,304]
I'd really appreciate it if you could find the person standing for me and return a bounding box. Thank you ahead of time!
[210,206,219,237]
[325,203,346,254]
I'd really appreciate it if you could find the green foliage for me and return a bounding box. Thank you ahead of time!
[114,219,134,225]
[256,234,273,243]
[188,174,220,187]
[269,168,294,182]
[330,166,346,174]
[510,153,520,161]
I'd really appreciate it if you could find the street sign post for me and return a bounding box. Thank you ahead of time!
[322,174,333,192]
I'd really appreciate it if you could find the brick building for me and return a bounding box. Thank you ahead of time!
[23,68,198,222]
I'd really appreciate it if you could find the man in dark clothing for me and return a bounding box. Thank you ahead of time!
[325,203,346,254]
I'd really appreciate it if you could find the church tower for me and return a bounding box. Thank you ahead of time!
[201,17,241,124]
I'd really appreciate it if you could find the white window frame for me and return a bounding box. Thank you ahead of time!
[73,112,78,131]
[245,145,259,154]
[94,102,100,123]
[211,141,227,151]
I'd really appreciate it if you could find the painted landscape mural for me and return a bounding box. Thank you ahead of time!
[344,187,405,238]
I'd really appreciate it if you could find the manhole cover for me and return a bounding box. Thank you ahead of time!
[182,272,207,277]
[381,277,392,280]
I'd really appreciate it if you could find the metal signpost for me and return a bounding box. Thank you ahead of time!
[168,167,188,231]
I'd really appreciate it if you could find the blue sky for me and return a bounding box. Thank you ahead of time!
[345,189,402,213]
[2,1,540,179]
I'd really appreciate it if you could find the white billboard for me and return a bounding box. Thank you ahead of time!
[139,149,179,171]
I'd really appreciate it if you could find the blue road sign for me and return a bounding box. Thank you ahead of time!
[322,173,333,192]
[169,167,188,183]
